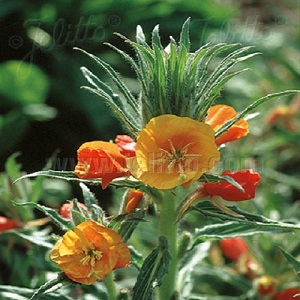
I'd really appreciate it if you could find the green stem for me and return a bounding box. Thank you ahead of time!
[157,191,178,300]
[30,273,71,300]
[104,272,118,300]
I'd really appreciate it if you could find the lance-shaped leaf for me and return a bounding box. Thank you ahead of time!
[14,170,162,202]
[13,202,72,231]
[79,183,105,222]
[109,209,147,243]
[280,247,300,278]
[132,236,171,300]
[189,201,300,249]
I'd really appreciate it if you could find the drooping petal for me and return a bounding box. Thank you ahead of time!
[203,169,260,201]
[205,105,249,146]
[74,141,130,188]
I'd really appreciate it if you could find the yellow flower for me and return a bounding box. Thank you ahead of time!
[50,220,130,285]
[127,114,220,189]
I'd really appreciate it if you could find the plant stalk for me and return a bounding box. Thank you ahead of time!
[104,272,118,300]
[157,191,178,300]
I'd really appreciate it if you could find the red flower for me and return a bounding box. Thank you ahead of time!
[0,216,20,232]
[220,237,249,261]
[74,141,130,189]
[271,288,300,300]
[115,135,136,157]
[60,202,88,219]
[203,169,261,201]
[125,190,143,213]
[205,105,249,146]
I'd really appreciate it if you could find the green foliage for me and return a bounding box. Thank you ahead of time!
[14,202,72,231]
[109,209,146,243]
[79,19,264,135]
[132,236,171,300]
[190,200,300,244]
[280,247,300,279]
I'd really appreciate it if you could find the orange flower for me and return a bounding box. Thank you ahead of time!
[0,216,20,232]
[125,189,143,213]
[205,105,249,146]
[74,141,130,188]
[50,220,130,285]
[127,114,220,189]
[115,135,136,157]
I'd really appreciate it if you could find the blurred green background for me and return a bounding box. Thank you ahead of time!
[0,0,299,295]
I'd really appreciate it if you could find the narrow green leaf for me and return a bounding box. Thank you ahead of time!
[109,210,146,242]
[152,25,163,49]
[0,286,34,299]
[201,173,245,192]
[179,18,191,51]
[129,245,144,270]
[153,44,167,114]
[4,229,54,248]
[280,247,300,278]
[14,170,162,201]
[82,86,139,134]
[0,282,73,300]
[70,199,87,225]
[30,273,72,300]
[79,183,105,221]
[105,41,148,102]
[132,236,172,300]
[190,201,300,248]
[13,202,72,231]
[118,209,146,242]
[75,48,139,116]
[174,43,188,111]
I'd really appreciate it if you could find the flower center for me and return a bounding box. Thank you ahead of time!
[80,249,103,267]
[154,139,199,181]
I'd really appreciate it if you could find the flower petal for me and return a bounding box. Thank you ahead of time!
[204,169,261,201]
[50,220,130,285]
[205,105,249,146]
[129,114,220,189]
[74,141,129,188]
